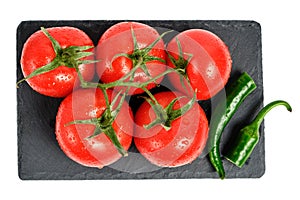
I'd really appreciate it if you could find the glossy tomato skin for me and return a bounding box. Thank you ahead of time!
[21,27,95,97]
[96,22,166,95]
[55,88,133,168]
[134,91,209,167]
[167,29,232,100]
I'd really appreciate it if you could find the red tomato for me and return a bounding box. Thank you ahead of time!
[55,88,133,168]
[167,29,232,100]
[134,91,209,167]
[20,26,95,97]
[96,21,166,95]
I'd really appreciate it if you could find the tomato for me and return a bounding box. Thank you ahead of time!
[96,21,167,95]
[55,88,133,168]
[20,26,95,97]
[166,29,232,100]
[134,91,209,167]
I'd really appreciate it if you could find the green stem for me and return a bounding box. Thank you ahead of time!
[99,56,144,90]
[111,90,127,118]
[165,92,196,125]
[72,63,99,89]
[97,68,174,90]
[143,86,159,104]
[167,37,193,79]
[101,87,112,111]
[143,92,196,131]
[252,100,292,128]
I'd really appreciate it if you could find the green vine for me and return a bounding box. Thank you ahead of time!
[18,26,197,157]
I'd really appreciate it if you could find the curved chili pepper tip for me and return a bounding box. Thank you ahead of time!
[224,100,292,168]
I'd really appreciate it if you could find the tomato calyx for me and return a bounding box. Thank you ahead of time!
[65,89,129,156]
[111,28,172,79]
[167,37,193,79]
[143,92,196,131]
[66,111,128,157]
[16,27,97,87]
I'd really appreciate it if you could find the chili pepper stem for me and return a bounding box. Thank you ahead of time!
[251,100,292,129]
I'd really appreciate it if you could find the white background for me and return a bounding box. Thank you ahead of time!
[1,0,299,199]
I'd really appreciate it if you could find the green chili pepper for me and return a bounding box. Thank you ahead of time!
[224,100,292,168]
[208,72,257,179]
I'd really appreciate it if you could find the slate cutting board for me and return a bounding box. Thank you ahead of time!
[17,20,264,180]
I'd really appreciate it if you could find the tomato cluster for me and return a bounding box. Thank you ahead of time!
[18,21,232,169]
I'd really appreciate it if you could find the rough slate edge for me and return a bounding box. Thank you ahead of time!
[16,20,264,180]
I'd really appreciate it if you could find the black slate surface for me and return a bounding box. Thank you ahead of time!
[17,20,264,180]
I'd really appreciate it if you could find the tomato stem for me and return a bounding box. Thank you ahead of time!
[66,114,127,157]
[143,92,196,130]
[167,37,193,79]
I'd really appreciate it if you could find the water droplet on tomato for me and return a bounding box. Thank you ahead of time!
[78,64,84,72]
[150,139,163,150]
[206,62,216,79]
[87,139,105,150]
[175,137,191,150]
[67,133,76,143]
[56,73,73,82]
[88,108,100,118]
